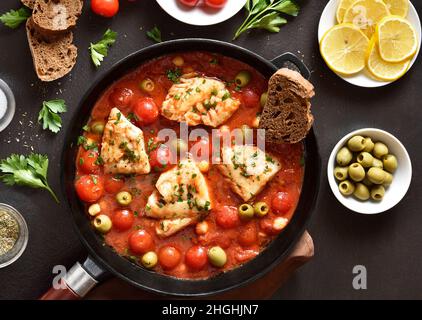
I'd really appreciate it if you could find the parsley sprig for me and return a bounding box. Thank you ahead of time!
[90,29,117,68]
[146,26,162,43]
[0,7,31,29]
[0,154,59,203]
[38,99,67,133]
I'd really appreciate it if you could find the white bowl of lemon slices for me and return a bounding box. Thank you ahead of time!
[318,0,421,87]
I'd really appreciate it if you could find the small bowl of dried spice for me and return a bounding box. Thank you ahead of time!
[0,203,28,268]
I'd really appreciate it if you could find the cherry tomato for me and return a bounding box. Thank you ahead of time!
[238,223,257,247]
[271,192,294,215]
[129,230,154,254]
[178,0,199,6]
[242,89,260,108]
[158,246,182,270]
[104,175,125,194]
[149,145,172,171]
[133,97,159,125]
[215,206,240,229]
[112,209,134,231]
[78,150,100,174]
[260,218,276,236]
[109,87,134,107]
[91,0,119,18]
[75,175,104,203]
[204,0,227,9]
[185,245,207,270]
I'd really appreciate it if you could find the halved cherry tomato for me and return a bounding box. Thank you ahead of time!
[242,89,260,108]
[185,245,207,270]
[158,246,181,270]
[133,97,159,125]
[215,206,239,229]
[112,209,134,231]
[238,223,257,247]
[129,229,154,254]
[104,175,125,194]
[75,175,104,203]
[78,150,100,174]
[271,192,294,215]
[109,87,134,107]
[204,0,227,9]
[149,144,172,171]
[91,0,119,18]
[178,0,199,7]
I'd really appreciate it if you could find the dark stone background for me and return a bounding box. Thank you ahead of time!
[0,0,421,299]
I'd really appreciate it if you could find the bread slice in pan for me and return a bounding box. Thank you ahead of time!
[26,18,77,82]
[259,68,315,144]
[32,0,83,34]
[21,0,36,9]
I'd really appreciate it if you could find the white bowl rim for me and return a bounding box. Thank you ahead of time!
[327,128,412,214]
[318,0,422,88]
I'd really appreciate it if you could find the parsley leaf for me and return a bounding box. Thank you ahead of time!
[89,29,117,68]
[0,7,31,29]
[146,26,162,43]
[0,154,59,203]
[167,68,182,83]
[38,99,67,133]
[234,0,299,40]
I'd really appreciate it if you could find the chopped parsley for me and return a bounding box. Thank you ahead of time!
[167,68,182,83]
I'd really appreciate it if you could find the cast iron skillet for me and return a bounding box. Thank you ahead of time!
[41,39,320,299]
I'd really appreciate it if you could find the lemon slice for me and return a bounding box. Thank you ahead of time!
[320,24,370,75]
[377,15,418,62]
[366,36,410,81]
[343,0,390,38]
[337,0,355,23]
[383,0,409,18]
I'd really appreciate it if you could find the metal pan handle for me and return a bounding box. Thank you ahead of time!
[39,256,109,300]
[270,52,311,80]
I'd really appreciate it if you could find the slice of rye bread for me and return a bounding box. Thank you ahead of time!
[32,0,83,34]
[259,68,315,144]
[26,18,77,82]
[21,0,36,9]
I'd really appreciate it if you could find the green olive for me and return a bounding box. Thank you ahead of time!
[141,251,158,269]
[260,92,268,107]
[339,180,355,196]
[362,176,373,187]
[373,142,389,159]
[92,214,112,233]
[357,152,374,168]
[367,167,386,185]
[371,185,385,201]
[348,163,365,182]
[91,121,105,135]
[170,138,188,155]
[254,202,269,217]
[353,183,370,201]
[116,191,133,206]
[334,166,348,181]
[235,71,251,88]
[382,154,398,173]
[372,158,384,169]
[347,136,366,152]
[139,78,155,92]
[336,147,353,166]
[238,204,255,220]
[208,246,227,268]
[383,172,393,186]
[363,137,375,153]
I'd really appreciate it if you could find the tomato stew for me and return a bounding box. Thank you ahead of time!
[74,52,304,279]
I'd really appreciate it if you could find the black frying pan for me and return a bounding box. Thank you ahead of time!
[41,39,320,299]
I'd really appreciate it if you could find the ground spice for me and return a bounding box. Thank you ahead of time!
[0,209,19,255]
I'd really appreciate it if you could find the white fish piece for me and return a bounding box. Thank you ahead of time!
[100,108,151,175]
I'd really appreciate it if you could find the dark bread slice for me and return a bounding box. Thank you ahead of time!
[32,0,83,34]
[259,68,315,144]
[26,18,77,82]
[21,0,36,9]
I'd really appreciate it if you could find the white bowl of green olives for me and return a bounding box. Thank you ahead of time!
[328,128,412,214]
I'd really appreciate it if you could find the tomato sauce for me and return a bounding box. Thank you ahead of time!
[74,52,304,279]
